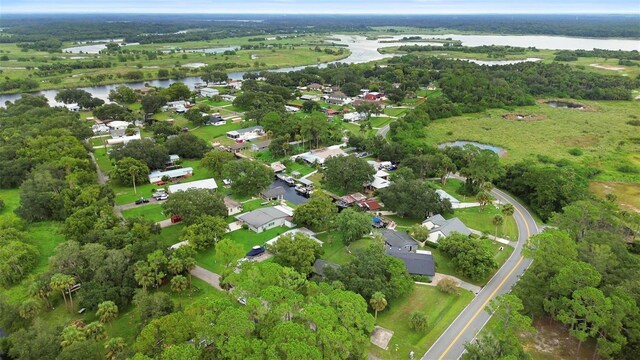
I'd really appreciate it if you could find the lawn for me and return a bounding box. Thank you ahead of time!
[317,231,375,265]
[421,100,640,183]
[589,181,640,213]
[195,226,290,273]
[190,122,243,142]
[427,238,514,286]
[431,178,476,202]
[152,224,186,248]
[370,117,395,128]
[447,206,518,241]
[369,284,474,359]
[122,203,168,223]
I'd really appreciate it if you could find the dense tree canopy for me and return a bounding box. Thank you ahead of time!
[162,189,227,224]
[323,155,375,193]
[378,179,452,219]
[223,159,273,196]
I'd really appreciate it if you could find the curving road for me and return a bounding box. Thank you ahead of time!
[421,187,539,360]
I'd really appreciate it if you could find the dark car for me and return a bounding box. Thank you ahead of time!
[135,198,150,205]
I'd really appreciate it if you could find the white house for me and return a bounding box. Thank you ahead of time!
[422,214,472,243]
[343,112,365,123]
[435,189,461,205]
[226,126,264,142]
[148,167,193,183]
[163,100,190,113]
[168,178,218,193]
[224,196,243,216]
[325,91,351,105]
[291,145,347,165]
[236,205,295,233]
[200,88,220,97]
[265,228,323,246]
[106,133,141,146]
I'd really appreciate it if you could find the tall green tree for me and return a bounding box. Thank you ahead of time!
[223,159,273,197]
[293,192,338,231]
[268,232,324,275]
[369,292,387,321]
[112,157,150,187]
[323,155,375,193]
[96,300,119,324]
[162,189,227,225]
[180,215,228,250]
[336,208,371,245]
[200,150,236,177]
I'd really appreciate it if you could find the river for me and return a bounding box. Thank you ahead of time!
[2,34,639,106]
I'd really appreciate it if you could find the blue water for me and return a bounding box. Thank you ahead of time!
[438,141,506,156]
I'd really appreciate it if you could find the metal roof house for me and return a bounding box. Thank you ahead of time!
[226,126,264,141]
[148,167,194,183]
[168,178,218,193]
[265,227,323,247]
[260,186,286,201]
[422,214,472,243]
[379,229,419,251]
[236,205,295,233]
[386,249,435,277]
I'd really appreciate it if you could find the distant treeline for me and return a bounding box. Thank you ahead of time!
[0,14,638,45]
[554,49,640,62]
[397,44,536,57]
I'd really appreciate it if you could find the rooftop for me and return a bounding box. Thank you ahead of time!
[168,178,218,193]
[386,248,435,277]
[423,214,472,237]
[260,186,286,199]
[236,205,293,228]
[380,229,418,249]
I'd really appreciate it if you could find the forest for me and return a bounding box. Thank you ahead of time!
[0,14,637,44]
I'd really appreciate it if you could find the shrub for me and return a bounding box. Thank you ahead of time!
[568,148,583,156]
[409,311,428,332]
[626,120,640,126]
[0,198,4,211]
[618,164,639,174]
[436,278,460,295]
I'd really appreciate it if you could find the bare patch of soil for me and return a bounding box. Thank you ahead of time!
[525,319,596,360]
[502,113,545,121]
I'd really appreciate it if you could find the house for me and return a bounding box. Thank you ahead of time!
[206,115,226,126]
[164,100,190,113]
[365,92,383,100]
[379,229,419,251]
[65,104,80,112]
[226,126,264,142]
[265,227,322,246]
[221,94,236,102]
[324,109,339,116]
[435,189,461,205]
[358,198,382,212]
[107,120,131,131]
[422,214,472,243]
[148,167,194,183]
[106,133,141,146]
[325,91,350,105]
[285,105,300,113]
[236,205,295,233]
[250,139,272,152]
[300,94,319,101]
[368,176,391,191]
[200,87,220,97]
[271,161,287,173]
[292,145,347,165]
[168,178,218,193]
[260,186,285,201]
[166,154,180,166]
[308,83,323,91]
[228,142,247,153]
[386,249,435,277]
[224,196,243,216]
[312,259,339,278]
[92,124,110,134]
[343,112,365,123]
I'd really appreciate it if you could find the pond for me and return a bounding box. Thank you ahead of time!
[546,101,585,110]
[438,141,507,157]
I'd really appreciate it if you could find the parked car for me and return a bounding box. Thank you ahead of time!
[156,194,169,201]
[135,198,150,205]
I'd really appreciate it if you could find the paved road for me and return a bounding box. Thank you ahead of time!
[421,188,539,360]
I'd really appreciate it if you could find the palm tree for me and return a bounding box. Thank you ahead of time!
[50,273,75,309]
[85,321,107,341]
[18,298,42,320]
[171,275,189,294]
[492,214,504,239]
[147,250,167,290]
[60,325,86,348]
[96,301,119,324]
[134,261,154,291]
[105,337,126,360]
[476,191,491,212]
[167,257,184,276]
[501,203,515,218]
[29,279,52,309]
[182,257,197,289]
[369,292,388,321]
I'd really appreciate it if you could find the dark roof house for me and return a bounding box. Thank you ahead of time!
[260,186,286,201]
[312,259,340,278]
[379,229,419,250]
[386,249,435,277]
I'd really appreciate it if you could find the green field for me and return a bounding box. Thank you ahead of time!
[369,284,474,359]
[0,33,350,94]
[447,206,518,241]
[122,203,168,223]
[317,231,375,265]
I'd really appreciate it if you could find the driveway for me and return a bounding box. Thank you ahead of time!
[421,187,539,360]
[190,266,223,291]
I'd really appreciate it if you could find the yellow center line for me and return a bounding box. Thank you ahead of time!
[437,193,531,360]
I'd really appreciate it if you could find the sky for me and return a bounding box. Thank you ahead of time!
[1,0,639,14]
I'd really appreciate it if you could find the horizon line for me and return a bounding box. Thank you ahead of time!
[2,12,639,16]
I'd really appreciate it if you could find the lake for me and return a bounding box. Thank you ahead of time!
[3,33,639,106]
[438,141,507,157]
